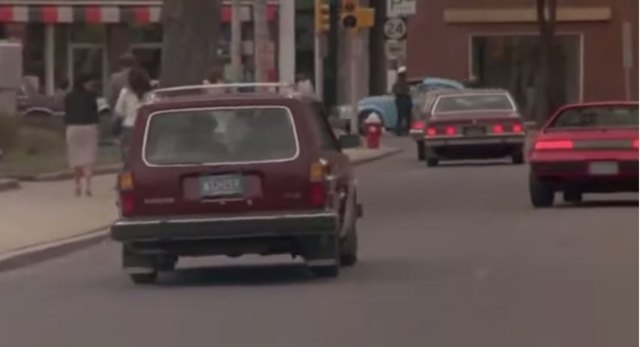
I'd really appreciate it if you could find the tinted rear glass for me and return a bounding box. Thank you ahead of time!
[144,107,298,165]
[550,106,639,129]
[434,94,514,114]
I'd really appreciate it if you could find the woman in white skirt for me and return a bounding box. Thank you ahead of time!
[64,74,100,197]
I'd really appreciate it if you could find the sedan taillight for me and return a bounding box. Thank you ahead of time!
[534,140,574,150]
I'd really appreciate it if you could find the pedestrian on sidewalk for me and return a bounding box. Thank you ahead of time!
[64,74,100,197]
[106,53,137,112]
[392,66,413,136]
[202,67,228,94]
[114,67,152,164]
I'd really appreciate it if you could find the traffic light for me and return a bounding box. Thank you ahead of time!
[340,0,359,29]
[315,0,331,34]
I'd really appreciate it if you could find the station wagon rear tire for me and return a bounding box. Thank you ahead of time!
[310,265,339,278]
[416,141,426,161]
[129,272,158,285]
[529,174,554,208]
[340,226,358,267]
[308,235,340,278]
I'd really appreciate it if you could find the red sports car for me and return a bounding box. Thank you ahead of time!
[529,101,638,207]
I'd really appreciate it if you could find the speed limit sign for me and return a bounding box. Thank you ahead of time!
[383,17,407,40]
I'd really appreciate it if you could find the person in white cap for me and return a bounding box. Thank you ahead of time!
[392,66,412,136]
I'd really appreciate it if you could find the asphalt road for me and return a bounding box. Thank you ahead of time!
[0,138,637,347]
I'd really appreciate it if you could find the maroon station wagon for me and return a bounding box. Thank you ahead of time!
[110,83,362,284]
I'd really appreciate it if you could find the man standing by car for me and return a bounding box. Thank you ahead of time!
[106,53,137,112]
[393,66,412,136]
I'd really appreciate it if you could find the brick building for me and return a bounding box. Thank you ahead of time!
[406,0,638,117]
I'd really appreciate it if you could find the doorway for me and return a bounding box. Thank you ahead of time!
[68,43,107,95]
[470,34,582,120]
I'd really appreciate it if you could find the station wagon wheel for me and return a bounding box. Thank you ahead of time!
[340,225,358,267]
[308,235,340,278]
[129,272,158,285]
[426,157,439,167]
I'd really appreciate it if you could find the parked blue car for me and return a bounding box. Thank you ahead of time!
[357,77,465,131]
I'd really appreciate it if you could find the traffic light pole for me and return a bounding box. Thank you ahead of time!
[314,34,324,99]
[348,29,359,134]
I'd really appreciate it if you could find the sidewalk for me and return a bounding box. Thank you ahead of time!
[0,146,400,262]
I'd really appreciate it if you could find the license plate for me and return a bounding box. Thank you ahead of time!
[588,161,619,175]
[463,126,486,136]
[199,175,244,197]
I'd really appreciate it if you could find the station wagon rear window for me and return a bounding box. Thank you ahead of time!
[144,107,298,165]
[550,106,639,129]
[433,94,515,115]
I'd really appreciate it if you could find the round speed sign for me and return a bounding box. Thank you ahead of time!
[383,18,407,40]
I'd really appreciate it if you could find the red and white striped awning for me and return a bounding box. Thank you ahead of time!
[0,4,277,24]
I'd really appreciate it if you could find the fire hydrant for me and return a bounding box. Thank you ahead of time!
[364,112,382,149]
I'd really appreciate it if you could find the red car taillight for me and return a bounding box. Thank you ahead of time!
[309,161,328,208]
[534,140,574,150]
[445,126,456,136]
[512,123,524,133]
[411,120,424,130]
[426,127,437,136]
[633,139,638,149]
[492,124,504,134]
[118,172,136,216]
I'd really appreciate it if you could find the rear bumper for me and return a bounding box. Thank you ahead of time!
[425,134,525,147]
[531,160,639,192]
[111,211,338,242]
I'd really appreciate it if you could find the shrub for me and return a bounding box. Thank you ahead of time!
[15,126,64,156]
[0,114,20,151]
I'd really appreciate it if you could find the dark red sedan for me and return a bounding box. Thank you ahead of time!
[529,101,638,207]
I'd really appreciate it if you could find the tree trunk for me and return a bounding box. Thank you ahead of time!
[253,0,269,82]
[535,0,557,125]
[160,0,220,87]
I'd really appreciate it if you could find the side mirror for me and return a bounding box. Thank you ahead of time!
[338,134,361,149]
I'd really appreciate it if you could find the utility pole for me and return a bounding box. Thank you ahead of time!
[253,0,269,82]
[314,0,331,99]
[231,0,243,82]
[278,0,296,85]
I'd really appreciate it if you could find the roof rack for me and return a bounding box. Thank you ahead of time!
[147,82,298,103]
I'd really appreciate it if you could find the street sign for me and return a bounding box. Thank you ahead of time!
[385,40,407,60]
[387,0,416,17]
[383,17,407,40]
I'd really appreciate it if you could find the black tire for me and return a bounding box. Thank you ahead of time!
[308,235,340,278]
[529,174,554,208]
[426,157,439,167]
[511,150,525,165]
[129,272,158,285]
[340,227,358,267]
[416,141,426,161]
[563,191,583,203]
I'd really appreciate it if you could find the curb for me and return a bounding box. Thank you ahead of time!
[349,147,403,166]
[9,164,122,182]
[0,178,20,192]
[0,226,110,273]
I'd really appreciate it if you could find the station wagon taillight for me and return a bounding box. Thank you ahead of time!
[411,120,425,130]
[633,139,639,149]
[309,160,329,208]
[534,140,574,150]
[426,127,437,136]
[492,124,504,134]
[118,172,136,216]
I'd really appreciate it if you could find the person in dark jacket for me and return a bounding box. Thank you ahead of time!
[64,74,99,197]
[393,66,413,136]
